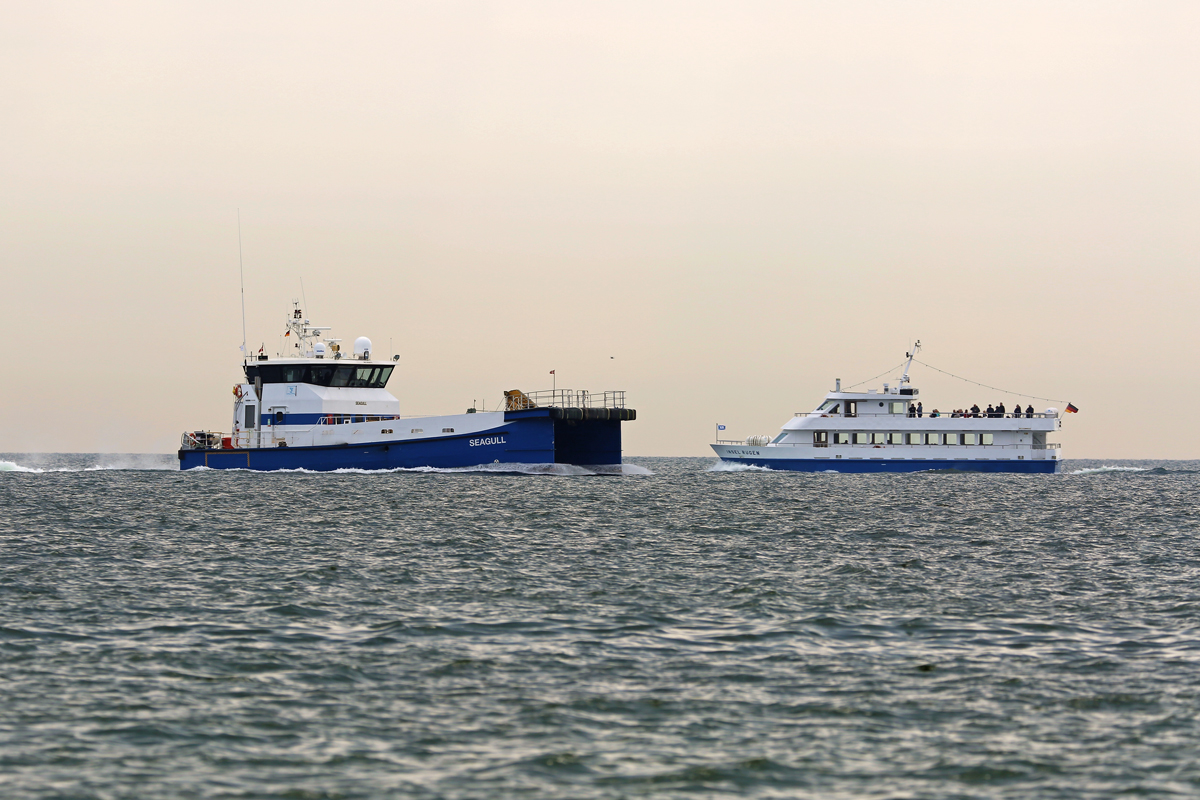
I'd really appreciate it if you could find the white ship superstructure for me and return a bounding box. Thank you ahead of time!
[711,345,1067,473]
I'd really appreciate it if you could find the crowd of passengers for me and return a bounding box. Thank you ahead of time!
[906,402,1036,419]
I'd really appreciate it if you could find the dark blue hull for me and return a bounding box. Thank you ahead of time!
[719,457,1062,473]
[179,408,627,471]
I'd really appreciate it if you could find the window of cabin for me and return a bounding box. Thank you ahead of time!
[817,400,839,413]
[853,432,870,444]
[945,433,959,445]
[845,401,858,418]
[981,433,994,445]
[963,433,977,445]
[889,401,906,414]
[835,432,850,444]
[907,433,923,445]
[889,432,905,445]
[872,432,886,444]
[814,431,829,446]
[927,433,942,445]
[309,366,335,385]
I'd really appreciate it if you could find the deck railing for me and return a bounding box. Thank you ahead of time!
[795,411,1058,419]
[506,389,626,410]
[715,440,1061,450]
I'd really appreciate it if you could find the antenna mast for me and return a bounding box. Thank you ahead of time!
[901,340,921,386]
[238,209,247,363]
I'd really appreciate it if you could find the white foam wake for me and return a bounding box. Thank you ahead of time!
[707,460,773,473]
[1068,465,1150,476]
[0,460,43,473]
[0,456,187,473]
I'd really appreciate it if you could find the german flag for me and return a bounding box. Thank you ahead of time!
[1065,403,1079,413]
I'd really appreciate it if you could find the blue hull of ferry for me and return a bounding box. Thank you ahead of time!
[718,457,1062,474]
[179,409,624,471]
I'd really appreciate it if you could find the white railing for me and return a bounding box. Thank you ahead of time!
[796,411,1057,419]
[718,441,1062,450]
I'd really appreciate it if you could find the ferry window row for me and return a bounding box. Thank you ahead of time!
[816,432,994,445]
[816,400,908,416]
[245,364,394,389]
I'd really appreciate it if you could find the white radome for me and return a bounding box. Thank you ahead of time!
[353,336,372,357]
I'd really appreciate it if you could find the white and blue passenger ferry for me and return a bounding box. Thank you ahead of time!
[179,303,635,471]
[712,345,1070,473]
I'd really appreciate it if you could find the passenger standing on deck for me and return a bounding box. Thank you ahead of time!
[970,403,981,418]
[997,402,1006,417]
[917,402,923,418]
[986,404,995,418]
[907,403,916,418]
[1026,404,1034,418]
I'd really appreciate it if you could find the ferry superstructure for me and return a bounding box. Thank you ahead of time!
[711,346,1066,473]
[179,303,635,471]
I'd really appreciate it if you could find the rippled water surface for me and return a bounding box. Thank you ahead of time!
[2,454,1199,799]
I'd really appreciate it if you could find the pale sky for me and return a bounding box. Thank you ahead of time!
[2,2,1197,458]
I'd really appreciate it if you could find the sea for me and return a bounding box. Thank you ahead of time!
[2,454,1198,799]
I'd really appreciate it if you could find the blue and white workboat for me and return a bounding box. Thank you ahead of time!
[180,304,635,471]
[712,346,1067,473]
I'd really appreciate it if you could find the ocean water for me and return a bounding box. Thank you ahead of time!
[2,454,1199,799]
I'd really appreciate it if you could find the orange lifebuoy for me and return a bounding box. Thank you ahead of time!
[233,384,243,398]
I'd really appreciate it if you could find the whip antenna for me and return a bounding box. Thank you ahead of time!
[238,209,247,362]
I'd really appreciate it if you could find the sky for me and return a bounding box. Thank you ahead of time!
[1,1,1197,458]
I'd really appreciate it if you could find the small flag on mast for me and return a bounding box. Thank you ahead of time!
[718,424,726,431]
[1065,403,1079,413]
[550,370,555,375]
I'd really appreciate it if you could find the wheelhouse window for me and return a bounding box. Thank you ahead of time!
[245,364,394,389]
